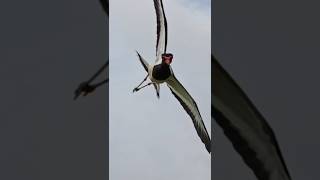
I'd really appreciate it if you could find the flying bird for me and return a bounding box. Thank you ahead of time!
[75,0,292,179]
[132,0,211,153]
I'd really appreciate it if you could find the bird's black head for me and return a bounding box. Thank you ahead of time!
[161,53,173,65]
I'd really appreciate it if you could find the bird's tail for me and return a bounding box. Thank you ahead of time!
[153,83,160,98]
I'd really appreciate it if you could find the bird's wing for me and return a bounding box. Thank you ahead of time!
[153,0,168,63]
[167,75,211,153]
[153,83,160,98]
[212,55,291,180]
[136,51,149,72]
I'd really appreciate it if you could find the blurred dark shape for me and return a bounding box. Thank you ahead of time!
[74,62,108,100]
[212,55,291,180]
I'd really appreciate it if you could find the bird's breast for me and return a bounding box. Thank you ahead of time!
[151,64,172,82]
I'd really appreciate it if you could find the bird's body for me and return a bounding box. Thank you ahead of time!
[149,63,172,83]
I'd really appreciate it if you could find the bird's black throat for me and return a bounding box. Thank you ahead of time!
[152,63,172,80]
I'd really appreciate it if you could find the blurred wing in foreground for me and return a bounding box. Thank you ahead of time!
[212,55,291,180]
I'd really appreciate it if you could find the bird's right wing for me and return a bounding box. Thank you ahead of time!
[136,51,149,72]
[167,75,211,153]
[212,55,291,180]
[153,0,168,63]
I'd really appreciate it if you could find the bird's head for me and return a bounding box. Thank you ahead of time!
[162,53,173,65]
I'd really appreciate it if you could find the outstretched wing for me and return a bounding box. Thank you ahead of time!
[167,75,211,153]
[136,51,149,72]
[212,55,291,180]
[153,0,168,63]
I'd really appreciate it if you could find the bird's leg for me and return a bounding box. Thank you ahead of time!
[74,81,96,100]
[92,79,108,88]
[74,61,108,100]
[133,82,156,92]
[132,74,148,92]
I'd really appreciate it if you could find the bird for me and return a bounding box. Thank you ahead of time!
[132,0,211,153]
[75,0,292,179]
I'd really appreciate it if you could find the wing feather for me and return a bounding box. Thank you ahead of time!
[153,0,168,62]
[136,51,149,72]
[212,55,291,180]
[167,75,211,153]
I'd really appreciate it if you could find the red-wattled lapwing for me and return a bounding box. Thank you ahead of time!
[75,1,292,179]
[132,0,211,153]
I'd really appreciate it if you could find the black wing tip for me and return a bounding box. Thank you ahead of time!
[135,50,142,58]
[168,82,211,154]
[212,55,292,178]
[212,106,291,179]
[203,135,211,153]
[135,50,141,56]
[206,144,211,154]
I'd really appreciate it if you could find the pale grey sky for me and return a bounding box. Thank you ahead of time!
[109,0,211,179]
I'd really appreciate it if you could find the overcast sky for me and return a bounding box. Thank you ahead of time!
[109,0,211,179]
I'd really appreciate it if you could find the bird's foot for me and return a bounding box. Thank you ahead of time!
[74,81,96,100]
[132,87,139,93]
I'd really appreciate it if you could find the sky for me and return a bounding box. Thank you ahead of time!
[109,0,211,180]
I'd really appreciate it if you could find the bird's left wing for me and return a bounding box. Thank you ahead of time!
[153,0,168,63]
[167,75,211,153]
[136,51,149,72]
